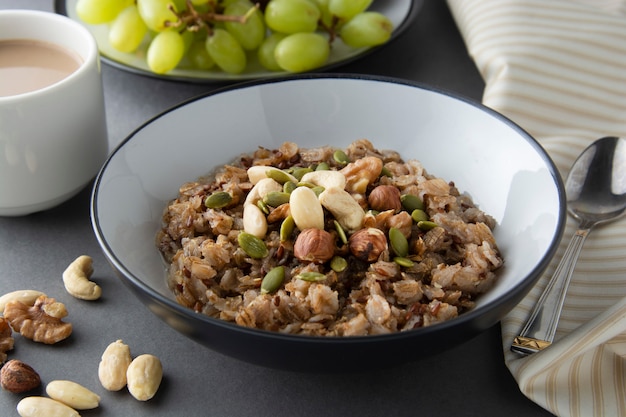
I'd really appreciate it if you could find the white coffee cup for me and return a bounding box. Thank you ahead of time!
[0,9,108,216]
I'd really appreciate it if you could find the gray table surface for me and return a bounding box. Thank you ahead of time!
[0,1,555,416]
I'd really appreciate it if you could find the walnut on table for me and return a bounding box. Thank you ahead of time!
[0,317,14,363]
[3,295,72,344]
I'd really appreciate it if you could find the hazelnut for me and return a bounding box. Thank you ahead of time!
[349,228,388,262]
[1,359,41,393]
[294,228,335,264]
[368,185,402,212]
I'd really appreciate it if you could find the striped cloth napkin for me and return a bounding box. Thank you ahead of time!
[445,1,626,416]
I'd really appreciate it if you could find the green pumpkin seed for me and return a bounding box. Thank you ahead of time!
[296,271,326,282]
[257,199,270,214]
[393,257,414,268]
[261,266,285,294]
[389,227,409,257]
[283,181,297,194]
[330,256,348,272]
[238,232,269,259]
[296,181,317,188]
[315,162,330,171]
[417,220,438,231]
[333,149,350,165]
[380,166,393,177]
[266,169,293,184]
[333,220,347,245]
[291,167,313,181]
[401,194,424,212]
[411,209,428,223]
[204,191,233,209]
[280,215,295,242]
[263,191,291,207]
[311,186,325,196]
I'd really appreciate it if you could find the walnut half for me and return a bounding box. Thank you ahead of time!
[3,296,72,344]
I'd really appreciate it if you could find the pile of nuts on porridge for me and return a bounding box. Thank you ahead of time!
[156,140,503,336]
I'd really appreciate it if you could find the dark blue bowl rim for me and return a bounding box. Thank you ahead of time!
[91,73,567,345]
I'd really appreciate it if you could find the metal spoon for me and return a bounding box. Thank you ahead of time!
[511,136,626,355]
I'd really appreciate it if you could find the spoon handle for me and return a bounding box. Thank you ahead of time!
[511,227,590,355]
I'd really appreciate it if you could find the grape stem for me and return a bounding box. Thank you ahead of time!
[166,1,261,33]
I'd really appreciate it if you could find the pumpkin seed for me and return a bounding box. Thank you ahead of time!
[238,232,269,259]
[333,220,347,245]
[389,227,409,257]
[401,194,424,212]
[296,271,326,282]
[263,191,291,207]
[283,181,297,194]
[333,149,350,165]
[261,266,285,294]
[311,186,325,196]
[330,256,348,272]
[280,215,295,242]
[411,209,428,223]
[204,191,232,209]
[380,166,393,177]
[256,199,270,214]
[316,162,330,171]
[266,168,294,184]
[417,220,438,231]
[393,257,414,268]
[291,167,313,180]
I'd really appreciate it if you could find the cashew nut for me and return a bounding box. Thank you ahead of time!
[244,177,282,206]
[62,256,101,301]
[0,290,46,315]
[300,170,346,190]
[318,187,365,232]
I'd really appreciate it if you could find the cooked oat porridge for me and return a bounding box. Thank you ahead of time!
[156,140,503,336]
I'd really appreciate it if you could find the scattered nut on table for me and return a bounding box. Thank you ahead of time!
[126,354,163,401]
[0,359,41,393]
[62,255,101,301]
[17,396,80,417]
[98,339,132,391]
[0,317,14,364]
[46,380,100,410]
[0,290,46,315]
[3,296,72,344]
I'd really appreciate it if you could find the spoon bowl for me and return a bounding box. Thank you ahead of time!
[512,136,626,355]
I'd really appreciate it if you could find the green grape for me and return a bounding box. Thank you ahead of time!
[328,0,372,20]
[188,40,215,70]
[137,0,180,32]
[340,12,393,48]
[146,30,185,74]
[274,32,329,73]
[223,1,266,51]
[257,32,286,71]
[75,0,131,24]
[264,0,321,34]
[108,5,148,53]
[205,28,247,74]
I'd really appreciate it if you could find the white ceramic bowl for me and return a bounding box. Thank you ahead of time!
[92,75,566,371]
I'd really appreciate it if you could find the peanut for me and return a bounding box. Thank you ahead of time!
[17,396,80,417]
[126,354,163,401]
[0,290,46,315]
[46,380,100,410]
[98,340,131,391]
[62,256,101,301]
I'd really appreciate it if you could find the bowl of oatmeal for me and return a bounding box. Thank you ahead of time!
[91,74,566,371]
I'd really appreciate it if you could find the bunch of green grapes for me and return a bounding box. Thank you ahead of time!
[75,0,394,75]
